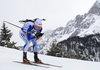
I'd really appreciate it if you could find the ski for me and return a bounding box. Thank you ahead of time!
[13,61,49,68]
[31,61,62,68]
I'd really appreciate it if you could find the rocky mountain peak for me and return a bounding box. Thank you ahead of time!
[88,1,100,15]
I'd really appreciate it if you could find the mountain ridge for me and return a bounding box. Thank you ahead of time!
[37,1,100,55]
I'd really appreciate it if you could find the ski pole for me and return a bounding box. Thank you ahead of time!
[3,20,35,34]
[3,20,22,29]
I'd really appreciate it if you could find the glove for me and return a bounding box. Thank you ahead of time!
[35,32,44,38]
[36,38,39,41]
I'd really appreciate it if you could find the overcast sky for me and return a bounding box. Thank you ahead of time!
[0,0,96,46]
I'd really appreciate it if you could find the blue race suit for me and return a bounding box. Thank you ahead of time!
[19,22,42,53]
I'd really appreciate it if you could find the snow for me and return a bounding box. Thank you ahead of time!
[78,14,100,37]
[0,46,100,70]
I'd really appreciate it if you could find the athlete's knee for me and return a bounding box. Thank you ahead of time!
[23,42,27,49]
[34,45,38,52]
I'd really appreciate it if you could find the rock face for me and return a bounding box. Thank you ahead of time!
[89,1,100,15]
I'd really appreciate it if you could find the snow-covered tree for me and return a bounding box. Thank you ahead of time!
[0,23,17,49]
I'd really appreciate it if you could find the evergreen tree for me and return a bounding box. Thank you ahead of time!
[47,42,62,56]
[0,23,17,49]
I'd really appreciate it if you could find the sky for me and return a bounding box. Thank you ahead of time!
[0,0,96,46]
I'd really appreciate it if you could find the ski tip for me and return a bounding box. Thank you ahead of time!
[31,61,62,68]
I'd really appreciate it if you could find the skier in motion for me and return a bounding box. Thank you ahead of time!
[19,18,44,63]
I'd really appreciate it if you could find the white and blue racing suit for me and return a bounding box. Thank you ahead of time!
[19,22,42,53]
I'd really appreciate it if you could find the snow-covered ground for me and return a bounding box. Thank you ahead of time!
[0,46,100,70]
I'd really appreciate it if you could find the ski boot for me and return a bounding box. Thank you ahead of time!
[23,52,30,63]
[34,52,42,63]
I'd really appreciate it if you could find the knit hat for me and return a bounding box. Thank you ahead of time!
[34,19,42,27]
